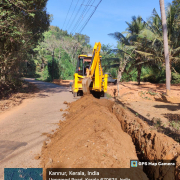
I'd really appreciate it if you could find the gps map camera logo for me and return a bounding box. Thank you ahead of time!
[131,161,138,167]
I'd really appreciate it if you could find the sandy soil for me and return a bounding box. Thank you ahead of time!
[107,82,180,142]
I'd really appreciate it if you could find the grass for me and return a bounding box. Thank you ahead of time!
[146,90,157,96]
[106,93,112,98]
[152,117,162,128]
[139,91,152,100]
[169,121,180,131]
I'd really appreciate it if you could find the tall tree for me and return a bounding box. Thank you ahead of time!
[0,0,50,83]
[159,0,171,95]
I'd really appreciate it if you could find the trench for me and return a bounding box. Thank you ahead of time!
[111,100,180,180]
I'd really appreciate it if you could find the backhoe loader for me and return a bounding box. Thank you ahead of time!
[71,42,108,98]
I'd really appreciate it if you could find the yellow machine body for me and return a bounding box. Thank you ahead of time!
[72,42,108,97]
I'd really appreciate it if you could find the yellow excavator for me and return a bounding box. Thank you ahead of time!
[71,42,108,98]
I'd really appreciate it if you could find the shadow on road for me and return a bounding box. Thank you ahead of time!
[0,140,27,161]
[24,78,69,94]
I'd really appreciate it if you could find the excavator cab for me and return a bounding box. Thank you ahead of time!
[76,55,92,76]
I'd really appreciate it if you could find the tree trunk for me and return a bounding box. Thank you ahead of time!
[137,64,142,85]
[117,71,122,97]
[117,59,127,96]
[159,0,171,95]
[1,64,6,83]
[52,50,54,80]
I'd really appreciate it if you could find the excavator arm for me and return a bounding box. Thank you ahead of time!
[82,42,107,94]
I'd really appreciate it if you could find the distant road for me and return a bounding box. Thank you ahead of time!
[0,78,77,179]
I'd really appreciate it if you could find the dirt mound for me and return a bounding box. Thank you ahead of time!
[41,95,148,179]
[53,79,73,87]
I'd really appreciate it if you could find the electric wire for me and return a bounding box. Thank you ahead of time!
[70,0,93,34]
[67,0,85,32]
[62,0,74,30]
[76,0,96,33]
[71,0,92,34]
[65,0,80,30]
[79,0,102,34]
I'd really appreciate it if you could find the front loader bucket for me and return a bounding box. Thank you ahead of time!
[82,77,92,94]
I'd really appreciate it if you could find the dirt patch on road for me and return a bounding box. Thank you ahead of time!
[0,81,38,114]
[41,95,180,179]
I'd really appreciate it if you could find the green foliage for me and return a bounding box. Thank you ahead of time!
[107,2,180,85]
[31,26,90,81]
[42,66,51,81]
[0,0,50,84]
[109,69,117,78]
[60,52,75,80]
[171,72,180,84]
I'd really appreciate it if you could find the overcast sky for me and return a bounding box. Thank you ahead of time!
[46,0,172,47]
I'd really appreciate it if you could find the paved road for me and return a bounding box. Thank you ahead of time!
[0,78,77,179]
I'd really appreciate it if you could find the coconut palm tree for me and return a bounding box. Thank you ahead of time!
[159,0,171,95]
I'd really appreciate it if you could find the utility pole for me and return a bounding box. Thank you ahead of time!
[52,50,54,80]
[159,0,171,96]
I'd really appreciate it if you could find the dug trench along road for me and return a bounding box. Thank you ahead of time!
[0,78,78,179]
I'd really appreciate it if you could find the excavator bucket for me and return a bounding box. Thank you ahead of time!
[82,77,92,94]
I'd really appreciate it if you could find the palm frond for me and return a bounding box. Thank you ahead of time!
[172,46,180,56]
[108,32,130,45]
[135,50,153,57]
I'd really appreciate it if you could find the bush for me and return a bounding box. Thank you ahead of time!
[171,72,180,84]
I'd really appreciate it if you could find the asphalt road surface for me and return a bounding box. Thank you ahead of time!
[0,78,77,179]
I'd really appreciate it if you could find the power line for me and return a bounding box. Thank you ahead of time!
[65,0,80,30]
[79,0,102,34]
[67,0,85,32]
[71,0,93,34]
[62,0,74,30]
[70,0,93,34]
[76,0,96,33]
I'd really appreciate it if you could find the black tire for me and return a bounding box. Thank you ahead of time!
[114,80,117,85]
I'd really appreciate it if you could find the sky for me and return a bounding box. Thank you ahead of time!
[46,0,172,47]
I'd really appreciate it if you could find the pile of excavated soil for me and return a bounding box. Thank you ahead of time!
[53,79,73,87]
[40,95,148,179]
[40,94,180,179]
